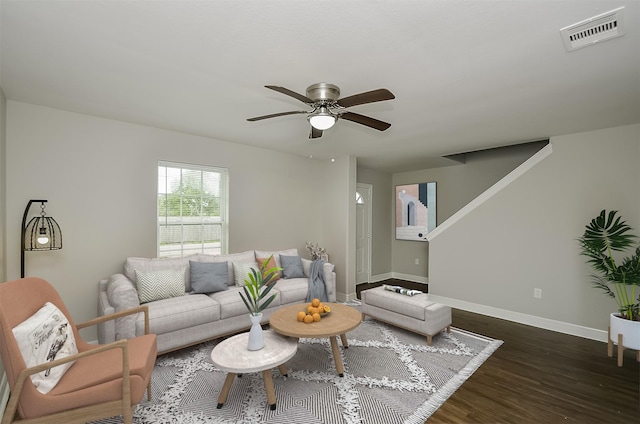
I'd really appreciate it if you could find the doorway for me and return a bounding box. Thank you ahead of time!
[356,183,372,284]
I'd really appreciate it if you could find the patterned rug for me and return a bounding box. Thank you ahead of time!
[97,307,502,424]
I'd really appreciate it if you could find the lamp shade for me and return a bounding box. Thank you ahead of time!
[24,215,62,251]
[308,107,336,130]
[21,199,63,278]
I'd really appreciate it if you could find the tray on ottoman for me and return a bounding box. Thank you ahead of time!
[360,285,451,345]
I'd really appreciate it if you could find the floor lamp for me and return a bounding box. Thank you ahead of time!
[21,199,63,278]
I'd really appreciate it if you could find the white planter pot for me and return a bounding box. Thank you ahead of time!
[609,313,640,350]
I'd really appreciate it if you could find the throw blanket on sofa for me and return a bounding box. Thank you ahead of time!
[306,259,328,302]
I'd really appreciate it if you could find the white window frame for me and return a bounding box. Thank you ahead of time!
[157,161,229,257]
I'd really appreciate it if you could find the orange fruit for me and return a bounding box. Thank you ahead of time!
[311,298,321,307]
[317,302,324,311]
[303,314,314,324]
[307,305,315,313]
[297,311,306,322]
[312,312,321,322]
[323,305,331,313]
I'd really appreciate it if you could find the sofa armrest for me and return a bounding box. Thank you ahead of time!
[79,305,151,335]
[323,262,337,302]
[98,274,141,343]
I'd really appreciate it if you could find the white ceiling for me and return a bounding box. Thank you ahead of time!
[1,0,639,173]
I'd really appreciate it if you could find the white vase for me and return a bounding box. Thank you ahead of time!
[610,313,640,350]
[247,313,264,351]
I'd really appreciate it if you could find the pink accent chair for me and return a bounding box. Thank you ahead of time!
[0,277,157,424]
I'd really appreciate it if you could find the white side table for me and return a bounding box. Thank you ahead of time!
[210,330,298,410]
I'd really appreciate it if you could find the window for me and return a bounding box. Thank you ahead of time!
[157,161,228,258]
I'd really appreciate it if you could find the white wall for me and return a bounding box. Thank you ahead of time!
[356,166,393,280]
[391,142,545,281]
[429,124,640,338]
[5,101,350,339]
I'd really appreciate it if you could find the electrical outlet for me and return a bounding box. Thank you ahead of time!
[415,258,420,265]
[534,288,542,299]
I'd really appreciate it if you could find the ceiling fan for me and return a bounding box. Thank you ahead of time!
[247,83,395,139]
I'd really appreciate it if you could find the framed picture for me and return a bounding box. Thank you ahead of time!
[395,182,436,241]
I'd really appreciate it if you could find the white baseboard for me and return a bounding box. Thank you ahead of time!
[427,294,608,343]
[370,273,429,284]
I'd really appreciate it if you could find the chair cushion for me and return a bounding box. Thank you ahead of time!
[12,302,78,394]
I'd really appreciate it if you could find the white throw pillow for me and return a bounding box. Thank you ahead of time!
[135,267,186,303]
[233,261,260,287]
[12,302,78,394]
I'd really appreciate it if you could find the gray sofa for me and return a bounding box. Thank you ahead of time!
[97,248,336,353]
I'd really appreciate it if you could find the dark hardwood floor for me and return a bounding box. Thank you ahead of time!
[356,280,639,423]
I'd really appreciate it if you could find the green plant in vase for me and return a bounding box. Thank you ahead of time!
[578,210,640,321]
[239,255,281,315]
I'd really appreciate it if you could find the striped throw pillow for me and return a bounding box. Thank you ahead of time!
[135,267,186,303]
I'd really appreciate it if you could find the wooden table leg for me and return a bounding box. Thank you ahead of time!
[217,372,236,408]
[330,336,345,377]
[262,369,277,410]
[340,333,349,348]
[277,364,288,377]
[617,333,624,367]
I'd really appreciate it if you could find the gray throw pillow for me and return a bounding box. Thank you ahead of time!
[189,261,229,294]
[280,255,305,279]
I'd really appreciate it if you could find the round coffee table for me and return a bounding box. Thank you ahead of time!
[269,302,361,377]
[210,330,297,410]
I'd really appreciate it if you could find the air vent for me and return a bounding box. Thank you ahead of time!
[560,7,625,52]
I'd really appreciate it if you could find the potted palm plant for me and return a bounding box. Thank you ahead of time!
[239,255,281,350]
[578,209,640,365]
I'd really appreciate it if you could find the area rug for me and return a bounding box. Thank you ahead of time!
[97,307,502,424]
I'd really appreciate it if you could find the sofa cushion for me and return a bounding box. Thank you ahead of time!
[273,278,309,304]
[12,302,78,394]
[233,261,260,287]
[135,268,186,304]
[256,256,280,282]
[189,261,228,294]
[255,248,298,278]
[280,255,305,279]
[197,250,255,286]
[209,286,280,320]
[125,255,194,291]
[136,294,220,335]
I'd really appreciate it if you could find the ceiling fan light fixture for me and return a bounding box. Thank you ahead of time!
[308,107,336,130]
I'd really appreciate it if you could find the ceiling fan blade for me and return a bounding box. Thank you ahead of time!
[247,110,307,121]
[337,88,395,108]
[265,85,314,104]
[340,112,391,131]
[309,126,323,139]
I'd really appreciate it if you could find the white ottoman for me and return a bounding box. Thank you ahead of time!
[360,286,451,345]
